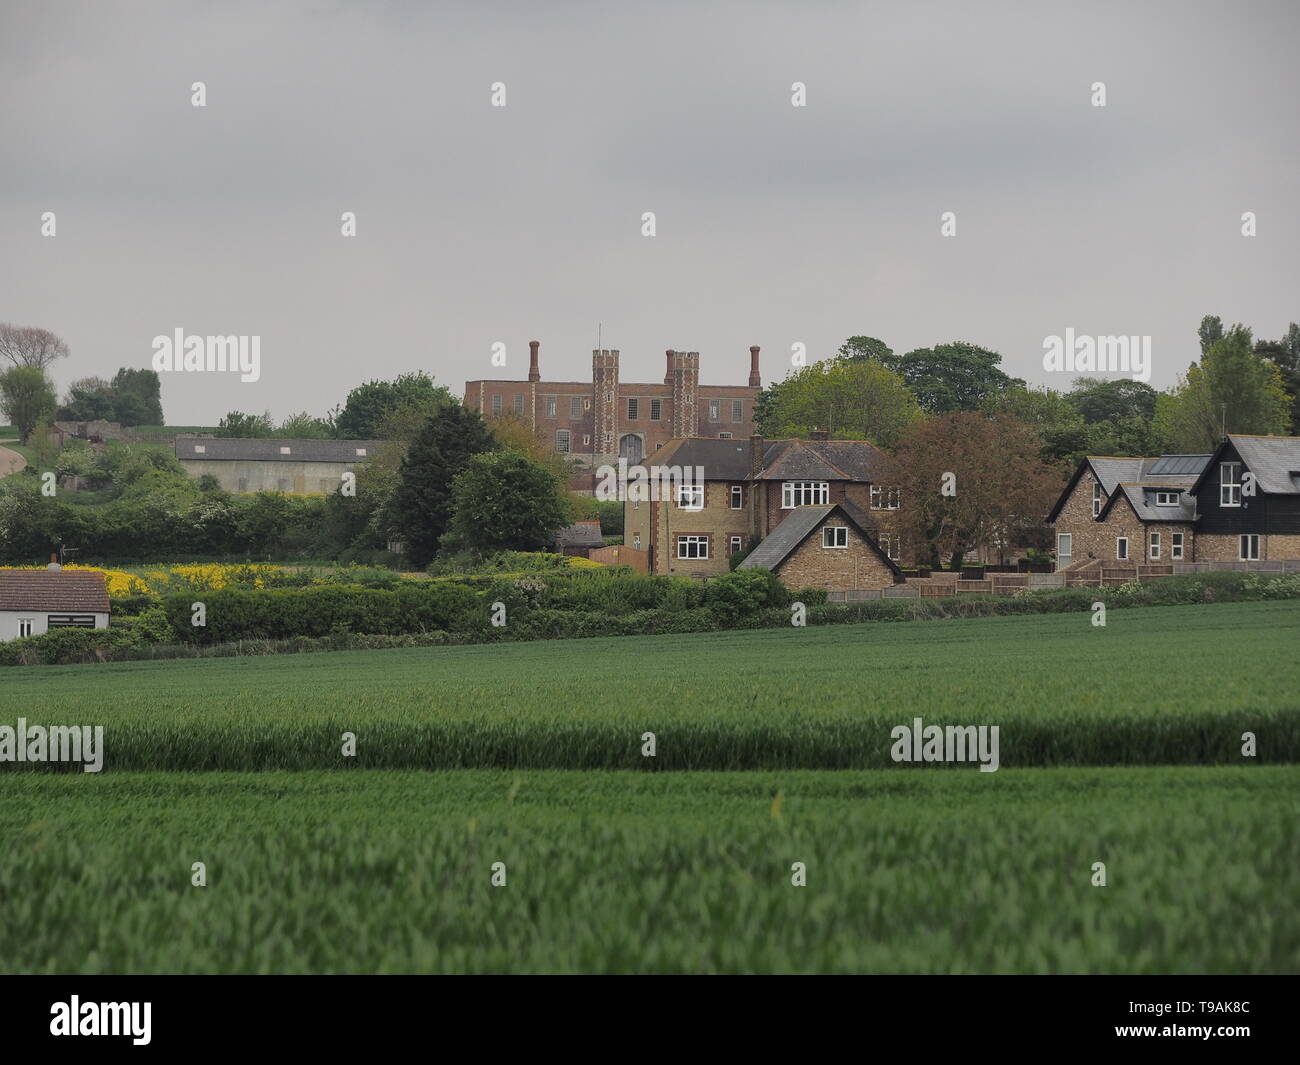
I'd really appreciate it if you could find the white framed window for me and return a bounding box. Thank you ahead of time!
[1171,532,1184,560]
[650,399,662,421]
[782,481,828,508]
[708,400,720,421]
[1092,481,1103,517]
[1155,491,1178,506]
[1149,530,1161,559]
[633,534,641,550]
[627,398,639,420]
[547,397,557,418]
[677,534,708,559]
[878,534,901,561]
[731,399,743,422]
[870,485,900,510]
[1056,533,1072,564]
[677,484,704,510]
[1116,537,1129,560]
[570,396,582,419]
[556,430,571,453]
[730,484,743,509]
[492,394,502,415]
[730,535,743,555]
[355,448,367,457]
[583,435,591,447]
[1220,462,1242,507]
[192,444,206,454]
[18,618,34,638]
[1239,534,1260,561]
[279,446,291,455]
[823,526,848,549]
[514,395,524,414]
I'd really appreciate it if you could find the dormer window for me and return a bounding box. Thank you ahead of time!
[1154,491,1178,506]
[193,444,206,454]
[355,448,367,457]
[279,446,291,455]
[1092,481,1104,517]
[1220,462,1242,507]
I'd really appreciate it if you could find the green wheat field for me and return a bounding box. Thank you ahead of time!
[2,600,1298,972]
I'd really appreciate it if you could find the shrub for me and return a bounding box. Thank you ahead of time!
[703,569,790,622]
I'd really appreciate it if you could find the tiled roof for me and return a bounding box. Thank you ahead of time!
[739,506,837,571]
[176,437,385,462]
[757,439,883,481]
[0,570,110,613]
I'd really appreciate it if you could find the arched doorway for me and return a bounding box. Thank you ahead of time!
[619,434,643,464]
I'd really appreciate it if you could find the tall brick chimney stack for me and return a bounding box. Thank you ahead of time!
[750,434,766,475]
[528,340,541,383]
[664,349,674,386]
[749,345,761,387]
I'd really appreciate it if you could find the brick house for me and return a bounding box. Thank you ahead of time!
[1048,435,1300,567]
[1048,454,1209,567]
[623,433,907,590]
[737,503,900,592]
[465,342,763,493]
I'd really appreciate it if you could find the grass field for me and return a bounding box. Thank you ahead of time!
[0,767,1294,973]
[2,601,1297,973]
[3,601,1298,770]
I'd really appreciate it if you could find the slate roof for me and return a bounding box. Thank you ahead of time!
[0,570,110,613]
[551,521,604,549]
[175,437,385,462]
[1189,435,1300,496]
[653,438,752,481]
[1105,484,1197,523]
[739,503,899,575]
[1048,453,1210,523]
[645,437,886,484]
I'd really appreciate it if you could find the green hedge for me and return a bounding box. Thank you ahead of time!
[159,582,482,643]
[4,570,1300,665]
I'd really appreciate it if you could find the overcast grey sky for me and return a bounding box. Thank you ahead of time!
[2,0,1297,426]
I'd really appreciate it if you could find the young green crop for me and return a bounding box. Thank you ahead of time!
[0,766,1295,974]
[2,601,1297,770]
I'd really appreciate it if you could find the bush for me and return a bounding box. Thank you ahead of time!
[702,569,790,622]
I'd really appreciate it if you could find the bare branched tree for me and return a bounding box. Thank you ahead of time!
[0,323,70,369]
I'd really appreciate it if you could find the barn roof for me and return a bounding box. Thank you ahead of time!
[175,437,385,462]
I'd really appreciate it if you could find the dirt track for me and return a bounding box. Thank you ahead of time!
[0,442,28,477]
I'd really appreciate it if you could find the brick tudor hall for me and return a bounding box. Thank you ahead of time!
[465,342,763,491]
